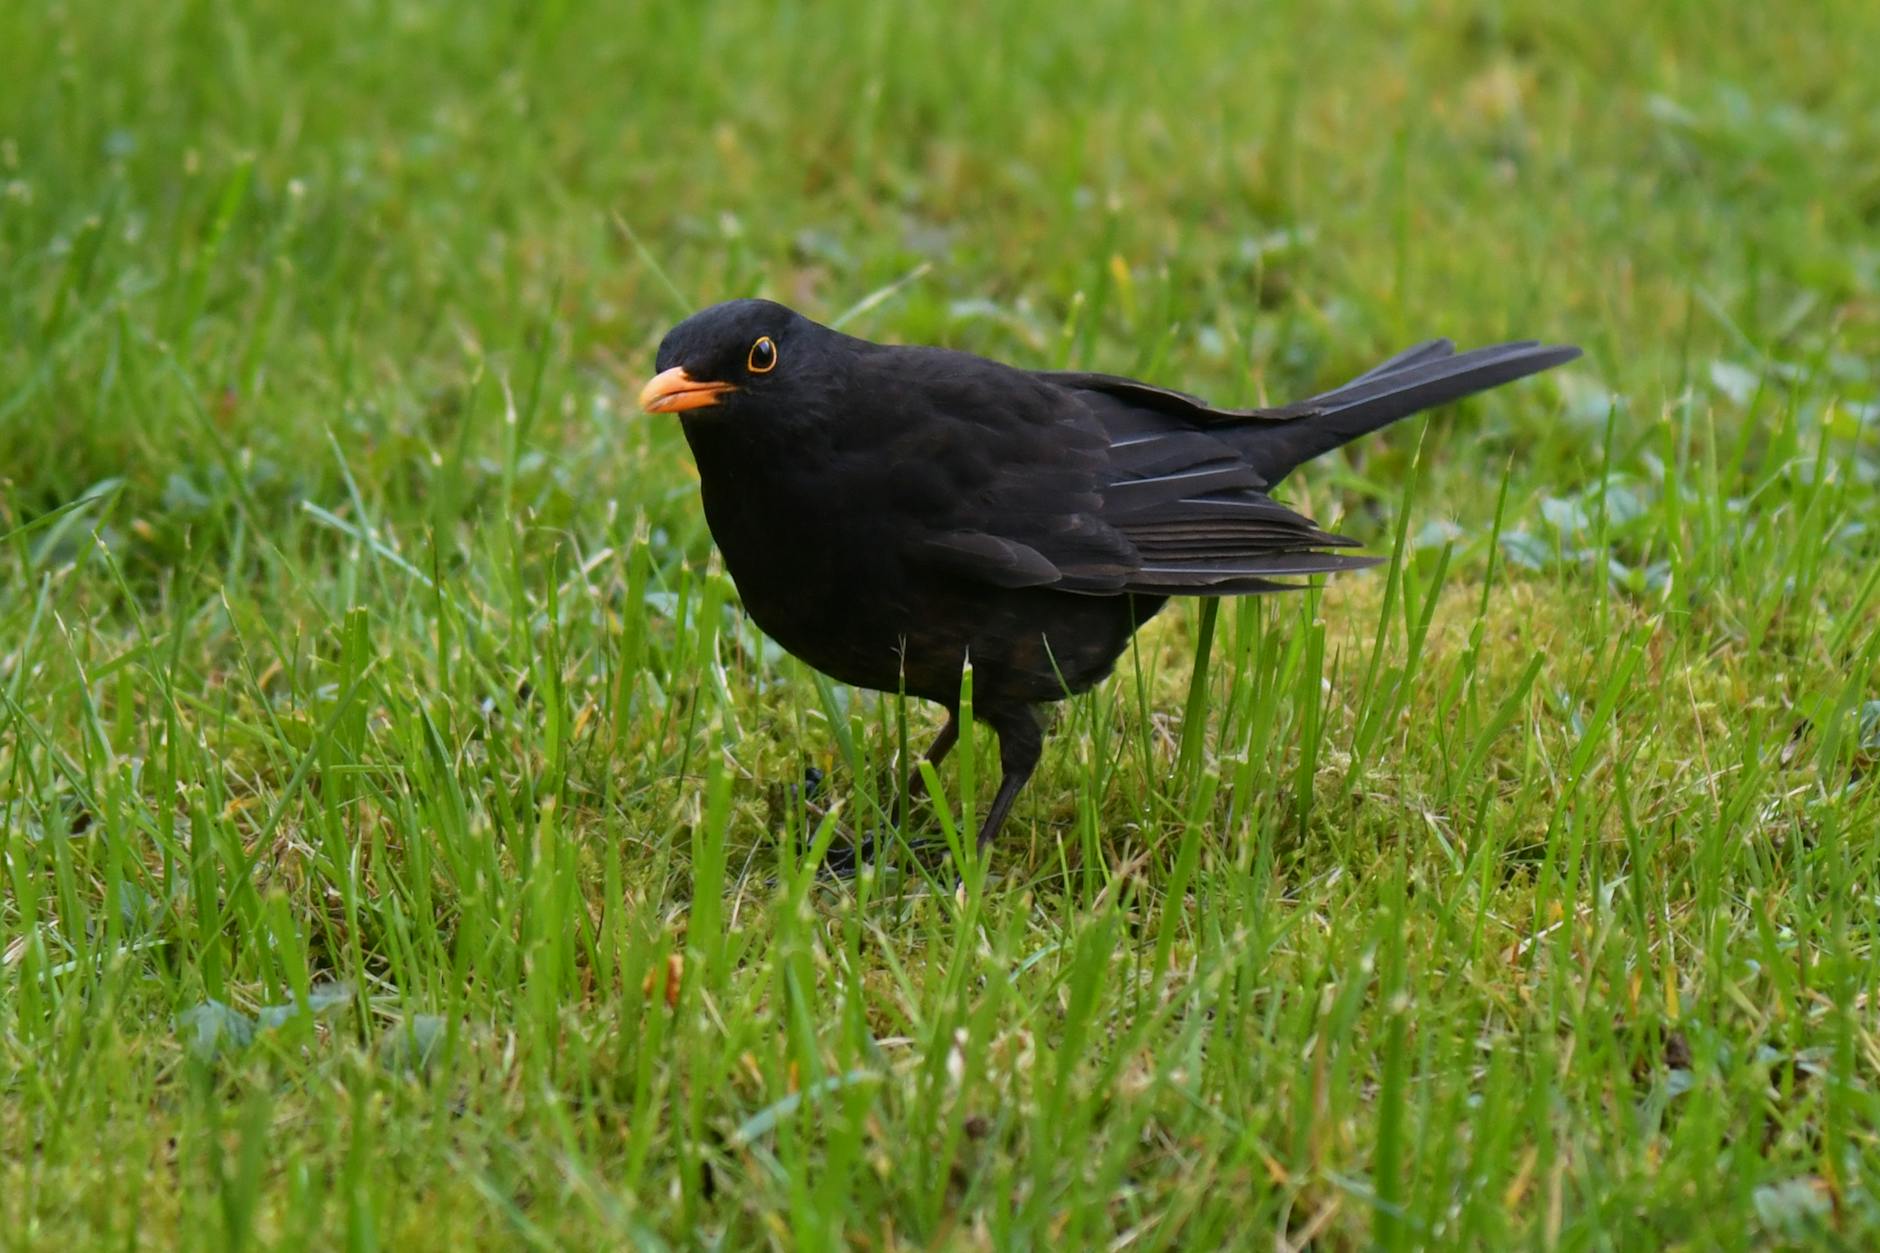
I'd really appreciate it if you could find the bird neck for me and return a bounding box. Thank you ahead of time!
[681,414,790,488]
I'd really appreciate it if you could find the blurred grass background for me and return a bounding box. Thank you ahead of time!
[4,0,1880,1247]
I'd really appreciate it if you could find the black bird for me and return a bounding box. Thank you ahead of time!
[641,300,1577,856]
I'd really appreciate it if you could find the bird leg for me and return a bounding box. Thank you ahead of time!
[974,703,1043,853]
[832,700,1040,867]
[891,709,959,826]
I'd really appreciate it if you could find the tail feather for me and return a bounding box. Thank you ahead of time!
[1335,337,1459,389]
[1239,340,1581,482]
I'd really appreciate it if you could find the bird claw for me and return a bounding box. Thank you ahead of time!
[791,765,825,805]
[787,822,948,881]
[776,765,955,880]
[767,765,829,833]
[813,830,874,880]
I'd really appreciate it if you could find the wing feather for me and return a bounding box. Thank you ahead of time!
[886,347,1385,596]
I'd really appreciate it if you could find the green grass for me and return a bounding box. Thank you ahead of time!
[5,0,1880,1246]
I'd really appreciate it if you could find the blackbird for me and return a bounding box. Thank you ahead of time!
[640,300,1578,855]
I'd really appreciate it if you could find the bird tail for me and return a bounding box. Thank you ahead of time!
[1237,339,1581,483]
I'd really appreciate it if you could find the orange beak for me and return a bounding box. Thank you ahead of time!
[638,367,734,414]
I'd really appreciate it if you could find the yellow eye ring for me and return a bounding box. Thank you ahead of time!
[748,336,778,374]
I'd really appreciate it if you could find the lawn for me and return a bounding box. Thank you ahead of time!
[4,0,1880,1246]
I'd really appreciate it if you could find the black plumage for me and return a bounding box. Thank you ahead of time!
[640,299,1579,855]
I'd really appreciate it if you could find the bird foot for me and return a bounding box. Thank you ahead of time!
[777,766,958,879]
[794,824,953,880]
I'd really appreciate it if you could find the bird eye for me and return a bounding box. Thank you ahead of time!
[748,336,778,374]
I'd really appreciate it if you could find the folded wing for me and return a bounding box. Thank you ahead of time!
[896,336,1576,597]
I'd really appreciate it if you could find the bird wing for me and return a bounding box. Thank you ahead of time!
[870,348,1365,597]
[1067,382,1377,593]
[1032,336,1576,590]
[864,349,1139,592]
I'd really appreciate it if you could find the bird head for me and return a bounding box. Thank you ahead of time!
[638,299,824,418]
